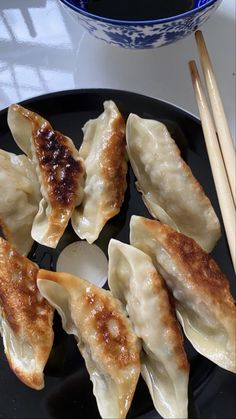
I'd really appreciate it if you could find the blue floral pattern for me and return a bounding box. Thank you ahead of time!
[64,1,220,49]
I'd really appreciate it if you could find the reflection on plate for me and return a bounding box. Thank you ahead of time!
[56,241,108,288]
[0,89,235,419]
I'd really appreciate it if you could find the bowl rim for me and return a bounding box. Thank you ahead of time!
[58,0,220,26]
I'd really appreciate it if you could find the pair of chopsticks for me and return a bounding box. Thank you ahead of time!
[189,30,236,272]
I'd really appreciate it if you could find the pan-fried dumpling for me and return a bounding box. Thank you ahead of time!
[71,100,127,243]
[108,239,189,419]
[7,104,85,248]
[0,238,54,389]
[126,114,221,252]
[130,215,236,373]
[37,269,140,419]
[0,149,41,255]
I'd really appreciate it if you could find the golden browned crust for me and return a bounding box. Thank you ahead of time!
[100,111,127,219]
[0,238,50,333]
[39,268,140,418]
[0,238,54,389]
[85,290,139,369]
[88,288,140,419]
[142,218,235,311]
[34,125,85,241]
[38,269,140,373]
[150,269,189,373]
[34,126,84,209]
[12,105,85,239]
[6,358,44,390]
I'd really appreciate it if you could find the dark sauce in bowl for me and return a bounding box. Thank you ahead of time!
[73,0,195,21]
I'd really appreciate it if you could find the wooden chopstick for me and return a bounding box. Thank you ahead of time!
[189,60,236,272]
[195,30,236,206]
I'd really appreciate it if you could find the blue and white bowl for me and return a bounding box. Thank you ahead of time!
[59,0,222,49]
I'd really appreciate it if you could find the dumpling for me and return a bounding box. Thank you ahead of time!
[7,104,85,248]
[130,215,236,373]
[37,269,140,419]
[71,100,127,243]
[0,237,54,389]
[126,114,221,252]
[0,149,41,255]
[108,239,189,419]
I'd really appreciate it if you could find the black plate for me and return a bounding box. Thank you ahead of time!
[0,89,235,419]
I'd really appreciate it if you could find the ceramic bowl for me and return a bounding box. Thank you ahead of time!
[59,0,222,49]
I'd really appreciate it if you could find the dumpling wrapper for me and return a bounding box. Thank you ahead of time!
[0,238,54,389]
[7,104,85,248]
[0,149,41,255]
[37,269,140,419]
[108,239,189,419]
[71,100,127,243]
[130,215,236,373]
[126,114,221,252]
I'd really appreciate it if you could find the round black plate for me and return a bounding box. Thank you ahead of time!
[0,89,235,419]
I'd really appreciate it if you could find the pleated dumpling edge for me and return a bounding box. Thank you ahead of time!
[130,215,236,374]
[126,113,221,252]
[37,269,141,419]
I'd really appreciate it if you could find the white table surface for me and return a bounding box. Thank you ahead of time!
[0,0,235,145]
